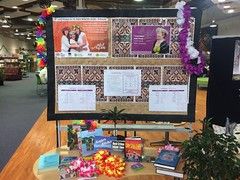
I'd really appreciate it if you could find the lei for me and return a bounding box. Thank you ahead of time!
[35,5,55,68]
[176,1,205,75]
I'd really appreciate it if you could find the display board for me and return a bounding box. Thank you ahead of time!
[207,36,240,126]
[47,9,202,122]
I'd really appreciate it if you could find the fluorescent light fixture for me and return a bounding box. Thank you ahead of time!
[218,0,225,2]
[4,15,10,18]
[12,6,18,9]
[134,0,144,2]
[2,24,11,28]
[27,17,33,21]
[20,33,25,35]
[223,5,231,9]
[14,33,20,36]
[15,29,19,32]
[227,9,235,13]
[26,34,31,39]
[22,0,29,1]
[209,20,217,28]
[26,37,31,40]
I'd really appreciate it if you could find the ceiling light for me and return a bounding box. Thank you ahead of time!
[14,33,20,36]
[1,18,11,28]
[210,20,217,28]
[223,5,231,9]
[20,33,25,36]
[218,0,225,2]
[134,0,144,2]
[12,6,18,9]
[4,15,11,18]
[27,17,33,21]
[15,29,18,32]
[22,0,29,1]
[26,34,31,39]
[2,24,11,28]
[227,9,235,13]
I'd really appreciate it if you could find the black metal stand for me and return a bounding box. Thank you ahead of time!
[150,131,182,146]
[56,120,59,148]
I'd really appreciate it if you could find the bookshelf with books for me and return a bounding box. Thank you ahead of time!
[3,57,22,81]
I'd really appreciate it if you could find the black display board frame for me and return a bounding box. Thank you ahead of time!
[47,8,202,122]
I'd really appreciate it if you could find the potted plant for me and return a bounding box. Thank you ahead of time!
[0,68,4,86]
[101,106,127,137]
[181,120,240,179]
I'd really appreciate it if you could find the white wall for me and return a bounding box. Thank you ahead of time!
[0,34,32,56]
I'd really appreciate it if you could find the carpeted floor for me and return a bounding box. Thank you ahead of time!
[0,73,47,171]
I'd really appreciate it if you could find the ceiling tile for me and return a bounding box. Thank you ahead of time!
[0,0,37,8]
[25,1,64,13]
[0,11,31,19]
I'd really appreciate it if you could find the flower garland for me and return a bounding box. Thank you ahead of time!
[94,149,125,178]
[69,158,99,178]
[157,144,180,154]
[176,1,205,75]
[35,5,55,68]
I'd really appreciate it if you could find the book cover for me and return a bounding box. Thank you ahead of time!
[67,125,82,150]
[94,136,117,151]
[60,156,78,165]
[112,140,125,152]
[154,150,180,170]
[155,158,184,178]
[59,164,76,179]
[79,128,103,156]
[38,153,60,170]
[125,137,143,162]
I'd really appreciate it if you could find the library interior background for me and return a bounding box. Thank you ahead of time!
[0,0,239,180]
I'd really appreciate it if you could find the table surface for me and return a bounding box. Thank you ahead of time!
[33,146,184,180]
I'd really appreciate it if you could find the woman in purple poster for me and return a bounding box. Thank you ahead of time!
[152,27,169,54]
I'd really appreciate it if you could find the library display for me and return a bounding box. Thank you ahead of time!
[47,4,202,122]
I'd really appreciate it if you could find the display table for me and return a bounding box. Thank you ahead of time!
[33,146,184,180]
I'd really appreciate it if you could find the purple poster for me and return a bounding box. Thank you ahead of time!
[131,26,171,55]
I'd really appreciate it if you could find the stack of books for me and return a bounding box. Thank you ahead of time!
[153,149,183,178]
[38,153,60,173]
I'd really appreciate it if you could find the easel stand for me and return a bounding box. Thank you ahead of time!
[55,122,192,147]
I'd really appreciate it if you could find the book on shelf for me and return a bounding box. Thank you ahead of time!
[38,153,60,173]
[155,157,184,178]
[112,140,125,152]
[59,156,78,179]
[94,136,117,151]
[155,168,184,178]
[67,125,82,150]
[154,149,180,170]
[125,137,143,162]
[79,128,103,156]
[60,156,78,165]
[67,124,87,151]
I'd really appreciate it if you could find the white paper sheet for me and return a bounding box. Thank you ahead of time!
[104,70,141,96]
[58,85,96,111]
[149,85,188,112]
